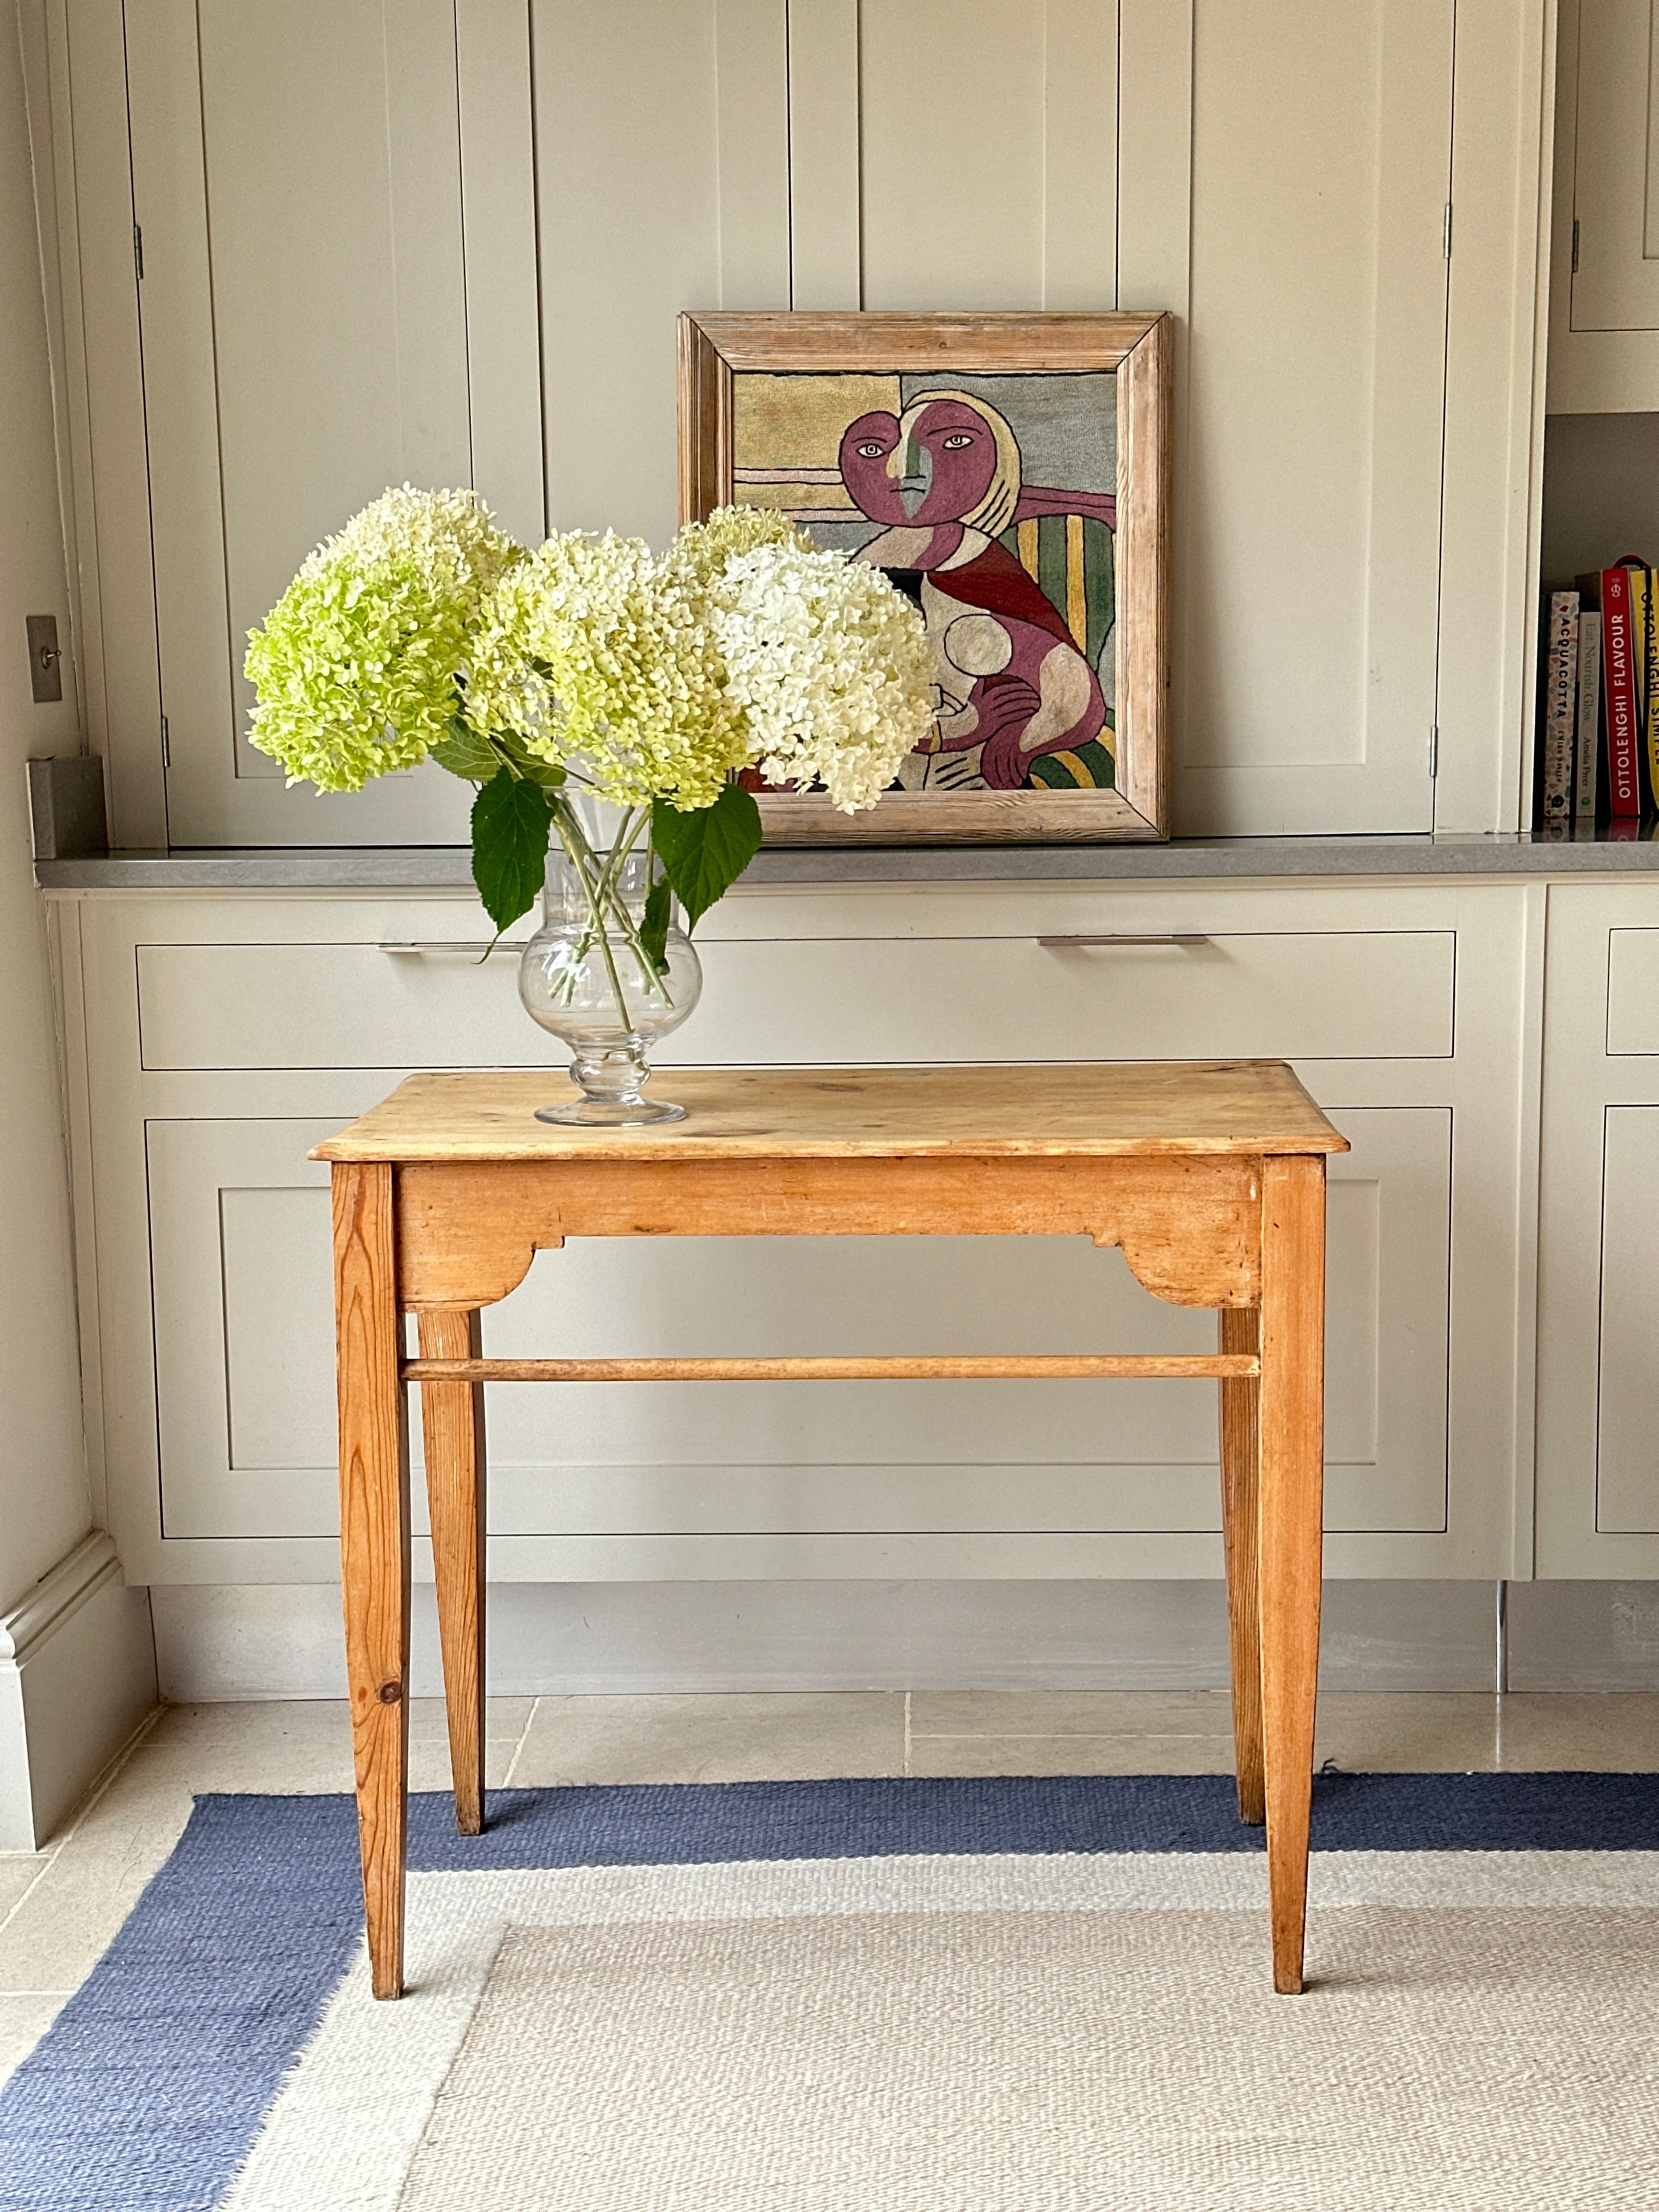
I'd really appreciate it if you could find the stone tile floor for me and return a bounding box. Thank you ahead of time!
[3,1688,1658,2087]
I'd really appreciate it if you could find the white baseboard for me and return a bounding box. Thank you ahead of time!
[0,1532,157,1849]
[150,1578,1510,1700]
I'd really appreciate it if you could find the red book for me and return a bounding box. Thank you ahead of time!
[1603,566,1643,817]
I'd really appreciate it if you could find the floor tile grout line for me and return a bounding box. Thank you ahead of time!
[0,1864,57,1943]
[501,1697,538,1789]
[63,1703,167,1836]
[910,1732,1238,1745]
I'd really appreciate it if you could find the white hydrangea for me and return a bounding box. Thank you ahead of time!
[710,544,936,811]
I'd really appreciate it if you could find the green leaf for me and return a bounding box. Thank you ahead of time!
[651,782,763,932]
[639,871,673,974]
[494,730,566,788]
[471,769,552,936]
[429,718,501,784]
[432,718,567,791]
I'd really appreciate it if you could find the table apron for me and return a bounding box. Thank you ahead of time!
[390,1152,1266,1311]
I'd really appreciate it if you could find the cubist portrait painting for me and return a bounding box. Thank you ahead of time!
[730,370,1118,794]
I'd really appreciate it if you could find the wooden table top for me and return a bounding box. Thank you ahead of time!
[312,1063,1348,1164]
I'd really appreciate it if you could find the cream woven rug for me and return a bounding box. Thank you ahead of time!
[392,1895,1659,2210]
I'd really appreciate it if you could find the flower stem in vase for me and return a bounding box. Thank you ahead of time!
[550,804,636,1032]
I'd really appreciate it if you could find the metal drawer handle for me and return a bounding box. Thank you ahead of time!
[1036,933,1211,949]
[376,941,527,958]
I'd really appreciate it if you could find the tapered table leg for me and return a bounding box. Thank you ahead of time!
[333,1161,410,2002]
[1218,1304,1265,1826]
[417,1308,487,1836]
[1257,1154,1325,1995]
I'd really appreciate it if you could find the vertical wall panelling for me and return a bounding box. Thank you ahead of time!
[1042,0,1119,311]
[1167,1,1453,836]
[860,0,1045,310]
[125,0,543,847]
[125,0,480,845]
[856,0,1118,313]
[53,0,1547,845]
[1435,0,1555,833]
[1115,0,1191,320]
[195,0,472,781]
[54,0,165,845]
[785,0,861,309]
[533,1,723,544]
[456,0,548,547]
[714,0,791,306]
[120,0,234,842]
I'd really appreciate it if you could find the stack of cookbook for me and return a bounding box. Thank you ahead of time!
[1538,558,1659,836]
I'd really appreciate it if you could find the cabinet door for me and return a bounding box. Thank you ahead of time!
[1548,0,1659,413]
[142,1107,1449,1567]
[1564,0,1659,334]
[1536,885,1659,1573]
[1138,0,1453,835]
[123,0,542,845]
[1593,1107,1659,1533]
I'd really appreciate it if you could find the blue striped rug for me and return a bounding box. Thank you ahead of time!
[3,1771,1657,2212]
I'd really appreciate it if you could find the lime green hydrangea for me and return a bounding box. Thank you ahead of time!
[665,503,809,586]
[466,530,749,811]
[244,486,520,792]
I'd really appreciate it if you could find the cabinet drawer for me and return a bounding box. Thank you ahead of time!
[136,929,1455,1070]
[1606,929,1659,1053]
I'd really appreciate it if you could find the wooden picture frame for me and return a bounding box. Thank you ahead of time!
[678,311,1171,844]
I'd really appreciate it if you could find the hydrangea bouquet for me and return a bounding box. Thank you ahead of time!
[245,488,935,962]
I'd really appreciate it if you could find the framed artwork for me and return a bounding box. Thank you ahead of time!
[679,312,1171,844]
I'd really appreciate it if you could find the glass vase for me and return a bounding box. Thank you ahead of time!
[517,799,702,1125]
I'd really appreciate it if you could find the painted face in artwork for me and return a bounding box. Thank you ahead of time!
[839,399,1003,529]
[837,412,907,525]
[891,398,1000,527]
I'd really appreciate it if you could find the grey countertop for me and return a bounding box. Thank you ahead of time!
[32,829,1659,891]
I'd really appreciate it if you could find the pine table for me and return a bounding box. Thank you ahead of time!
[313,1062,1347,1998]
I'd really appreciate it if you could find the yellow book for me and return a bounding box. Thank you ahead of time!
[1632,568,1650,720]
[1646,571,1659,812]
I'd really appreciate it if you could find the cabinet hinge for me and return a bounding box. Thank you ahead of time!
[133,222,143,281]
[1442,202,1453,258]
[1572,217,1581,275]
[1428,724,1438,779]
[160,714,170,769]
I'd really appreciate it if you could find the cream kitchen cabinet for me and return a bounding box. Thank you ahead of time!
[50,876,1538,1594]
[1536,881,1659,1572]
[1548,0,1659,411]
